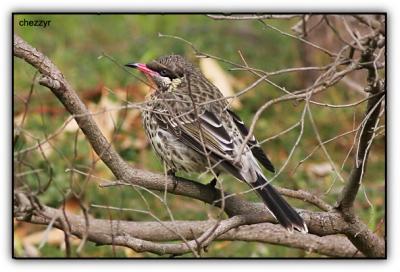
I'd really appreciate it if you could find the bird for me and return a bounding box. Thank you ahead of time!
[125,54,307,233]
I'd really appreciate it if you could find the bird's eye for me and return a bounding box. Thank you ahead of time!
[159,69,169,77]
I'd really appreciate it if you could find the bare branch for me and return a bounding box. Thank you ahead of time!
[207,14,302,20]
[276,187,332,212]
[14,194,362,257]
[338,44,385,210]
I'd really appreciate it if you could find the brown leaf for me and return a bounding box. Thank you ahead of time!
[23,228,80,247]
[306,162,333,177]
[87,87,120,142]
[199,58,242,110]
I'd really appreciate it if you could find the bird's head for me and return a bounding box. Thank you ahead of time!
[125,55,196,92]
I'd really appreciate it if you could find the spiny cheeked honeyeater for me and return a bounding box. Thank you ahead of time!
[125,55,307,233]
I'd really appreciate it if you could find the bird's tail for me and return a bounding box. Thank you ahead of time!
[252,174,308,233]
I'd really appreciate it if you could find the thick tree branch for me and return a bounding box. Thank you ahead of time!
[338,39,385,209]
[14,193,362,257]
[338,90,384,209]
[335,36,386,258]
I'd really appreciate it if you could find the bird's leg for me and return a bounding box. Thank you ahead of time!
[167,169,179,191]
[207,174,219,188]
[206,174,221,204]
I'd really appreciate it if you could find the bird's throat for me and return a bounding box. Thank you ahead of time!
[167,78,182,92]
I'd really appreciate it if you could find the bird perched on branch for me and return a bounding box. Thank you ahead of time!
[125,55,307,233]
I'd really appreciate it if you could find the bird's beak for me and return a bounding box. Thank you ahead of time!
[125,62,155,75]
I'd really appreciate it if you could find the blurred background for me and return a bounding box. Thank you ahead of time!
[13,14,385,257]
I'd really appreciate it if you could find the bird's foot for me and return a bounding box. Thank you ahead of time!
[206,175,221,205]
[207,174,219,189]
[167,169,178,191]
[207,177,218,189]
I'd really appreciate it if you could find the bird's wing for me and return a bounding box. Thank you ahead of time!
[227,109,275,173]
[156,108,234,156]
[153,106,246,179]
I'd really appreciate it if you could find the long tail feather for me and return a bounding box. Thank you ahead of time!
[252,175,308,233]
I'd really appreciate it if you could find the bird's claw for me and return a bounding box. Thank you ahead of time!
[167,170,178,191]
[207,178,217,188]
